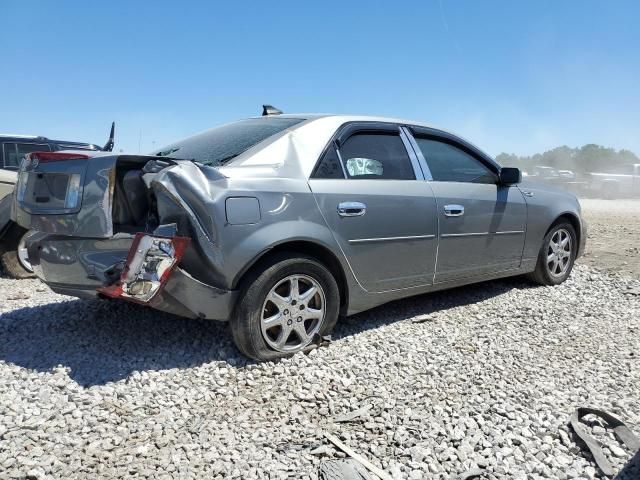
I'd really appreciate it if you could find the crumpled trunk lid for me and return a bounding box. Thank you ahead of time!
[12,152,177,238]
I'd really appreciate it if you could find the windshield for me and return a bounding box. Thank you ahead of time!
[153,117,305,166]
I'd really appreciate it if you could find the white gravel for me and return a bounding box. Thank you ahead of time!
[0,265,639,479]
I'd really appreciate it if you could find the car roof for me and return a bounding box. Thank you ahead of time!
[252,113,454,131]
[219,113,497,179]
[249,113,480,148]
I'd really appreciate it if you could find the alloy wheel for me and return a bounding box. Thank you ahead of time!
[260,274,326,352]
[546,228,572,277]
[17,234,33,273]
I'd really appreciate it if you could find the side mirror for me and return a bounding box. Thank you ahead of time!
[499,167,521,185]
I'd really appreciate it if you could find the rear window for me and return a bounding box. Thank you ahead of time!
[153,117,305,166]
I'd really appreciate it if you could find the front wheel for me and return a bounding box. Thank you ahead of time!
[527,222,577,286]
[230,253,340,361]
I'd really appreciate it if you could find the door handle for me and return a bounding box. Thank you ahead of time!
[338,202,367,217]
[444,204,464,217]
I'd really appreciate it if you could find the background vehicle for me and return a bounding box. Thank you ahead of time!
[12,112,585,360]
[0,126,114,277]
[589,163,640,198]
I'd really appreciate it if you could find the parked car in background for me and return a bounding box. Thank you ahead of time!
[557,169,575,180]
[0,168,17,203]
[12,111,586,360]
[530,165,561,181]
[0,126,113,277]
[589,164,640,199]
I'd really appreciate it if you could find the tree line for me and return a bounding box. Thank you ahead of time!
[495,144,639,175]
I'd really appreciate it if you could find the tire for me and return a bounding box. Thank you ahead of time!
[527,222,577,286]
[230,253,340,361]
[1,250,34,279]
[0,231,35,279]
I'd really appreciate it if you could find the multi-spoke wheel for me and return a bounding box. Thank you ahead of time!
[528,222,577,286]
[16,233,34,274]
[230,253,340,361]
[261,275,326,353]
[546,228,572,278]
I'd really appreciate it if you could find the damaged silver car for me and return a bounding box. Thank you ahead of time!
[12,110,586,360]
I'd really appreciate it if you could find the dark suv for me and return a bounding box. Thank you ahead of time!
[0,126,113,278]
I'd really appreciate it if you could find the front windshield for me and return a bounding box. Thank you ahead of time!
[153,117,305,166]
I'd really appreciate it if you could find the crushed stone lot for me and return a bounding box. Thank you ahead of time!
[580,198,640,281]
[1,265,639,479]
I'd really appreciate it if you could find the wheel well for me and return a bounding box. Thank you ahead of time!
[235,241,349,312]
[551,213,581,246]
[0,221,27,253]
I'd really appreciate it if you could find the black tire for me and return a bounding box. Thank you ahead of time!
[527,222,577,286]
[0,228,35,279]
[230,252,340,361]
[1,248,35,279]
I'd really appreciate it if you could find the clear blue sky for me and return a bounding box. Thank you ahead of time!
[1,1,638,157]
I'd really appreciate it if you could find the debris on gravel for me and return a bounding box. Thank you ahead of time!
[0,264,639,479]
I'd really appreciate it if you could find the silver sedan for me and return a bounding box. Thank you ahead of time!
[12,111,586,360]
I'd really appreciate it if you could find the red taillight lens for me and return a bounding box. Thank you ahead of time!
[27,151,91,163]
[98,234,191,303]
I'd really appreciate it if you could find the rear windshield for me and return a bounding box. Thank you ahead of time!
[153,117,305,166]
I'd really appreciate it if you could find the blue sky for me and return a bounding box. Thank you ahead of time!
[1,1,638,157]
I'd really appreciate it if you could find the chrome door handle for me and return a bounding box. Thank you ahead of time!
[338,202,367,217]
[444,204,464,217]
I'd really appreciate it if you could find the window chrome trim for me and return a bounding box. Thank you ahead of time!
[349,234,436,244]
[400,126,433,181]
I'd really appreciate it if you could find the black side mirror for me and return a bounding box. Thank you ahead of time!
[499,167,521,185]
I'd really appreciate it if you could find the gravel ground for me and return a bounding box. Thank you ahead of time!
[579,198,640,280]
[1,263,639,479]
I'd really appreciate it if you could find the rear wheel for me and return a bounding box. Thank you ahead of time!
[230,253,340,361]
[1,231,35,279]
[527,222,576,286]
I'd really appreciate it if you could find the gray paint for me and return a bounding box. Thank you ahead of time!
[225,197,261,225]
[429,182,527,283]
[13,114,586,320]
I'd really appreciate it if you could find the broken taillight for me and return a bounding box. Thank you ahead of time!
[98,233,190,303]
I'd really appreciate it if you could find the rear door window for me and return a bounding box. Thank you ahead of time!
[313,144,345,179]
[338,133,415,180]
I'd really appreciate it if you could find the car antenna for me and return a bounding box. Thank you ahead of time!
[102,122,115,151]
[262,104,283,116]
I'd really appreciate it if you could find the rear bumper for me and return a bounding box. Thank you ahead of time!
[27,233,237,321]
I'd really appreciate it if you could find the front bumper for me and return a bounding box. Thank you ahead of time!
[27,233,237,321]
